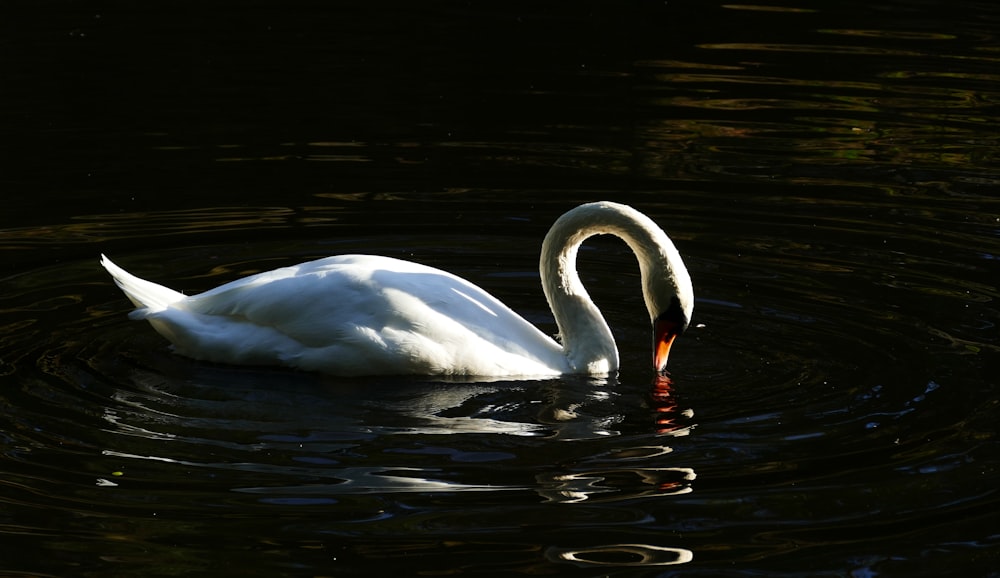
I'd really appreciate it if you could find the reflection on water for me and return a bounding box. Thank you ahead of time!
[2,1,1000,576]
[231,466,521,497]
[537,464,696,504]
[547,542,693,567]
[74,347,700,510]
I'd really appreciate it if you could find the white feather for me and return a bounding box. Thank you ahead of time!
[101,202,692,377]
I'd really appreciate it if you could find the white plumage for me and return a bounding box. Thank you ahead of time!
[102,202,693,377]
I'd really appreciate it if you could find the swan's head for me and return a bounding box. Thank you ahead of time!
[652,296,692,373]
[643,237,694,374]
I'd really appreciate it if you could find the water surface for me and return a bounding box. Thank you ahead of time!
[2,1,999,576]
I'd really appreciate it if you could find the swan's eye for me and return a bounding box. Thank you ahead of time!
[655,297,689,335]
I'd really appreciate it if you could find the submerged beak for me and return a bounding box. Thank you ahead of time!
[653,315,683,373]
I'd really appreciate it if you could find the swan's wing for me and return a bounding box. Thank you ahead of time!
[181,257,391,346]
[146,255,563,375]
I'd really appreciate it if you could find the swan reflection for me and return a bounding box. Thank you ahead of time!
[534,375,697,503]
[98,364,697,511]
[651,373,695,436]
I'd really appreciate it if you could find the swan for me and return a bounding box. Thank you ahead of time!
[101,201,693,377]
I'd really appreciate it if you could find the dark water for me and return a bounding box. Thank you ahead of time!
[3,1,999,575]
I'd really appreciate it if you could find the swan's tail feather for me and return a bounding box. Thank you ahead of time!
[100,254,185,312]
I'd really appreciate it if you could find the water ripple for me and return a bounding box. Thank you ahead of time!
[2,3,999,572]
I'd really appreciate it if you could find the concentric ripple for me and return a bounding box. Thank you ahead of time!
[2,206,995,573]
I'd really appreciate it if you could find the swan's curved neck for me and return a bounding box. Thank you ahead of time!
[539,202,691,374]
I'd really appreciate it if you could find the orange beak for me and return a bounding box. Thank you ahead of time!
[653,316,682,373]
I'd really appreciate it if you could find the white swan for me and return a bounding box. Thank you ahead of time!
[101,201,693,377]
